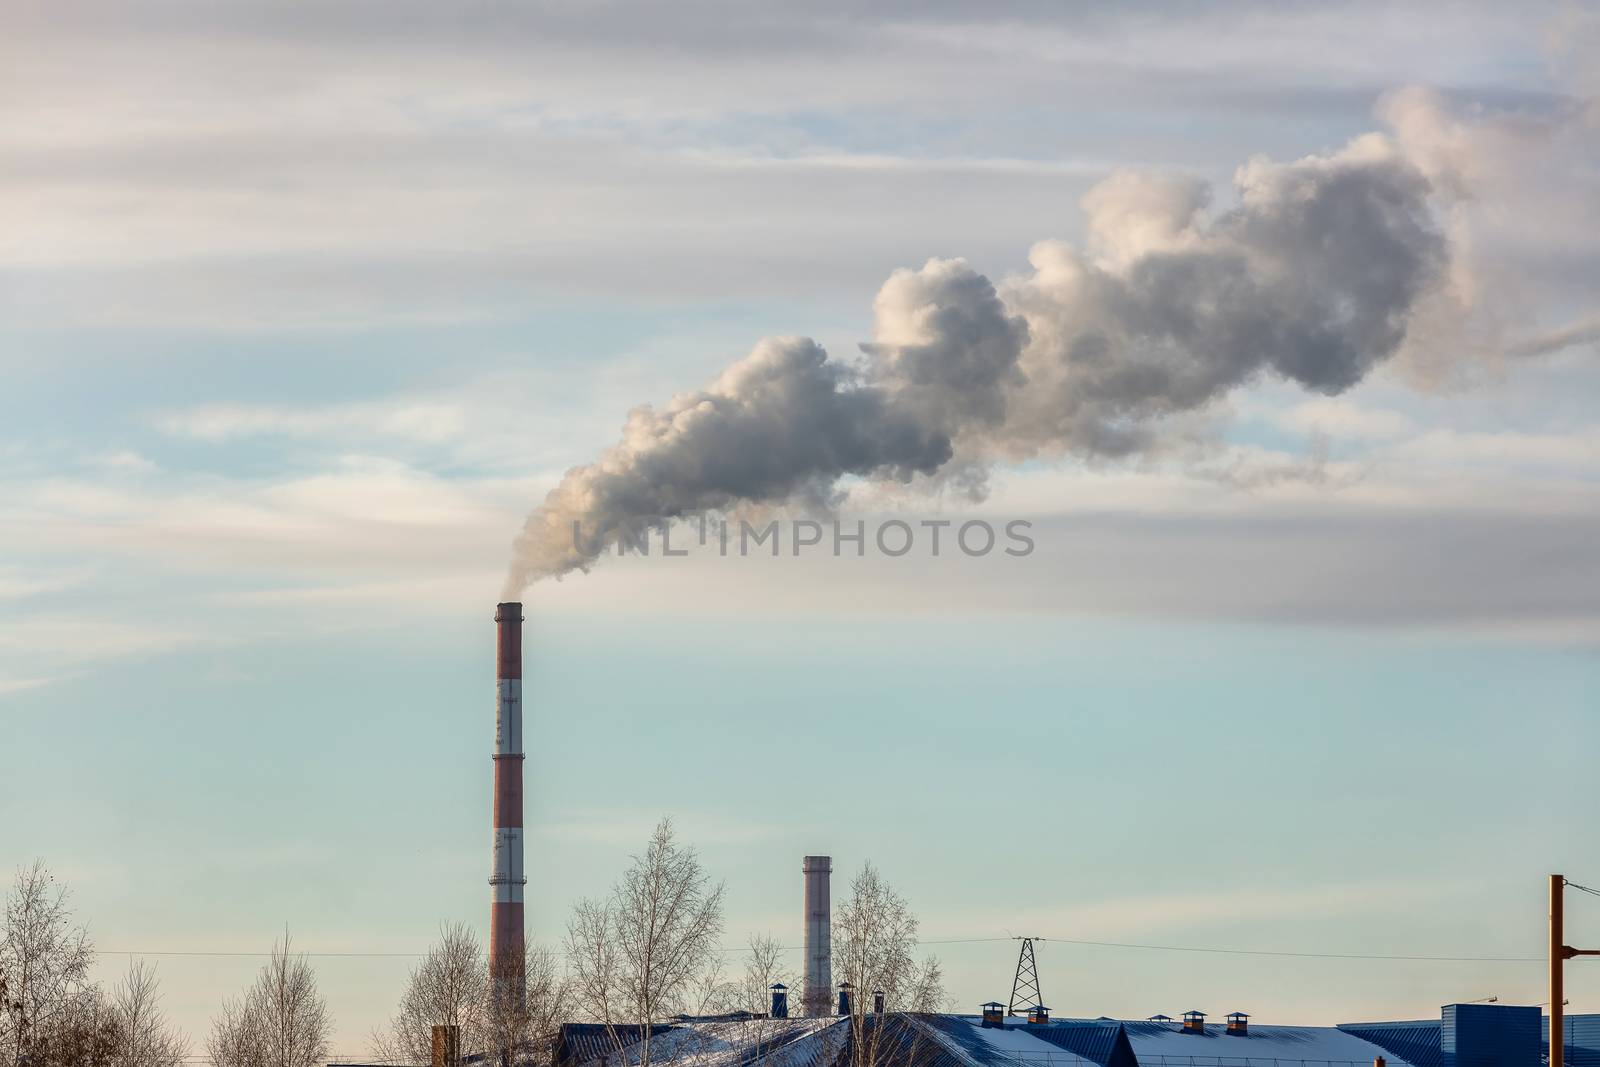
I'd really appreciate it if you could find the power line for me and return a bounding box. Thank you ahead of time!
[93,934,1552,965]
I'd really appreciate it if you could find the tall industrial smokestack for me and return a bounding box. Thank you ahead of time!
[491,602,525,1006]
[802,855,832,1017]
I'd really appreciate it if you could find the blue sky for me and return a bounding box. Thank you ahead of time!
[2,0,1598,1056]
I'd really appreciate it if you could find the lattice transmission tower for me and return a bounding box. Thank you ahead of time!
[1008,937,1044,1016]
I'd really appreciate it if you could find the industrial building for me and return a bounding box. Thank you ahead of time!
[551,1004,1600,1067]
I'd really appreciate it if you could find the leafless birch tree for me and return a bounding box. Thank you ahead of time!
[832,862,948,1067]
[205,933,331,1067]
[372,922,487,1065]
[0,860,96,1067]
[563,817,725,1067]
[111,960,190,1067]
[735,934,790,1017]
[484,941,571,1066]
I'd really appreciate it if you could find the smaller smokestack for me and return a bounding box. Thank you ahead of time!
[802,856,832,1016]
[837,982,854,1017]
[770,983,788,1019]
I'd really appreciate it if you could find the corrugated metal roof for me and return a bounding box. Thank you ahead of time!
[1114,1018,1423,1067]
[553,1012,1533,1067]
[1338,1020,1442,1067]
[1029,1022,1139,1067]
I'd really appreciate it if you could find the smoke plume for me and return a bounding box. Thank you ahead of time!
[505,128,1449,595]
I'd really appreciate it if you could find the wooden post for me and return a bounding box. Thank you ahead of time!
[1552,874,1564,1067]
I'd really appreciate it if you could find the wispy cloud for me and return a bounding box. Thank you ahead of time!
[156,401,468,444]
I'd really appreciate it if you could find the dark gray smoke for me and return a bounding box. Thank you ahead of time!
[505,132,1446,594]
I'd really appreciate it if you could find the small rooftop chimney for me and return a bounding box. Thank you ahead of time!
[1183,1011,1206,1034]
[770,983,788,1019]
[1226,1012,1249,1035]
[838,982,854,1017]
[981,1002,1005,1029]
[873,990,885,1014]
[1028,1005,1051,1025]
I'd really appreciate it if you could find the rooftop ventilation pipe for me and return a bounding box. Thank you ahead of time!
[873,990,885,1014]
[837,982,854,1017]
[770,983,788,1019]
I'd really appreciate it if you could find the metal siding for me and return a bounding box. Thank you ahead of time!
[1544,1014,1600,1067]
[1443,1004,1540,1067]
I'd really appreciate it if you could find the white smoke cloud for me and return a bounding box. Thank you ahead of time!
[504,115,1464,595]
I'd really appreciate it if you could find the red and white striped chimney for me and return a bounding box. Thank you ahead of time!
[491,602,526,1005]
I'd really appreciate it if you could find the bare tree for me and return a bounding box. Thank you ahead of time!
[206,933,331,1067]
[484,942,571,1066]
[564,817,725,1067]
[832,863,948,1067]
[735,934,791,1017]
[30,992,121,1067]
[205,993,263,1067]
[372,922,487,1065]
[112,960,190,1067]
[0,860,97,1067]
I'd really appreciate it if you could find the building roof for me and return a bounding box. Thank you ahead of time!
[1337,1020,1443,1067]
[556,1010,1546,1067]
[1116,1017,1420,1067]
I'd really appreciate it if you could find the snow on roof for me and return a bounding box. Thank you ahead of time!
[563,1014,1422,1067]
[1113,1018,1420,1067]
[566,1016,848,1067]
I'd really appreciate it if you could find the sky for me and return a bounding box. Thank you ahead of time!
[2,0,1599,1060]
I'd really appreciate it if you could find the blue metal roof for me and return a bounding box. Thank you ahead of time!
[555,1022,677,1066]
[1029,1021,1140,1067]
[1338,1021,1443,1067]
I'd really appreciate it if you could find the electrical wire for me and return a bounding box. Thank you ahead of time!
[94,934,1548,964]
[96,874,1600,966]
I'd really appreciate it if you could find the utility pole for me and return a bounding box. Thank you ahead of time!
[1009,937,1044,1017]
[1551,874,1600,1067]
[1553,874,1565,1067]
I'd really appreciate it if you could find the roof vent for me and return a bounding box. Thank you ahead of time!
[1183,1010,1206,1034]
[770,983,788,1019]
[1028,1005,1051,1025]
[981,1002,1005,1029]
[1226,1012,1249,1035]
[873,990,885,1014]
[1149,1014,1173,1023]
[837,982,854,1017]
